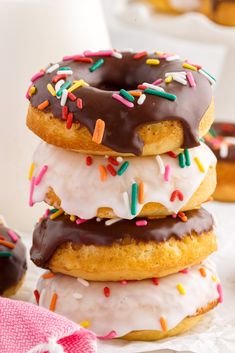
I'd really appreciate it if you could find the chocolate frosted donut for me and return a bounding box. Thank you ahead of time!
[26,50,214,156]
[30,208,217,281]
[0,223,27,296]
[205,122,235,201]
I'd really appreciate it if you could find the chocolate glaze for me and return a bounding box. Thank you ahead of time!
[30,208,214,269]
[205,122,235,162]
[29,52,212,155]
[0,225,27,295]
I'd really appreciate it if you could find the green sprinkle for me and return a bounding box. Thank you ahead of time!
[178,153,185,168]
[89,58,104,72]
[56,80,72,97]
[131,183,138,216]
[201,69,216,82]
[144,88,176,101]
[199,137,205,142]
[184,149,191,166]
[0,251,12,258]
[58,67,72,71]
[209,128,217,138]
[119,89,135,103]
[117,161,129,176]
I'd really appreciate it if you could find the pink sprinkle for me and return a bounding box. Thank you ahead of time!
[120,280,128,285]
[179,268,189,274]
[63,54,84,61]
[44,209,50,218]
[29,176,35,207]
[151,78,163,85]
[217,283,223,303]
[97,330,117,340]
[76,218,88,225]
[84,50,114,57]
[25,83,33,99]
[186,72,196,88]
[112,93,134,108]
[164,165,170,182]
[172,214,177,218]
[135,220,148,227]
[7,230,18,243]
[35,165,48,186]
[31,71,45,82]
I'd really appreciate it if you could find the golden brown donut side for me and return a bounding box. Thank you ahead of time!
[2,275,25,298]
[47,230,217,281]
[44,165,216,218]
[26,100,214,157]
[122,300,218,341]
[213,161,235,201]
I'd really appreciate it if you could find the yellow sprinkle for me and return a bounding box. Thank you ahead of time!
[70,215,76,222]
[211,275,217,282]
[165,76,173,84]
[155,51,164,56]
[28,163,35,180]
[50,209,64,220]
[29,86,36,96]
[194,157,205,173]
[146,59,160,65]
[182,63,197,71]
[68,80,89,92]
[47,83,56,96]
[177,283,186,295]
[80,321,90,328]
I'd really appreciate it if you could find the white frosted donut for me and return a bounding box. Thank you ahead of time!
[30,142,216,220]
[36,260,221,338]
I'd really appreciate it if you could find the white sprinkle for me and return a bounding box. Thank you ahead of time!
[77,278,89,287]
[165,71,186,77]
[172,75,187,85]
[219,143,228,158]
[123,192,130,213]
[117,156,123,163]
[142,83,165,92]
[46,63,59,74]
[166,55,180,62]
[60,89,68,106]
[112,51,123,59]
[156,155,165,174]
[137,94,146,105]
[199,69,215,85]
[105,218,121,226]
[224,137,235,145]
[96,217,102,222]
[73,292,83,300]
[57,70,73,75]
[55,79,65,93]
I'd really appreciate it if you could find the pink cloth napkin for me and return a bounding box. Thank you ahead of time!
[0,297,97,353]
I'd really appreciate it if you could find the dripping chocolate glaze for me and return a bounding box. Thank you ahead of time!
[30,208,214,268]
[29,52,212,155]
[206,122,235,162]
[0,225,27,295]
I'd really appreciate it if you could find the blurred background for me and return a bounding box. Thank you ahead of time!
[0,0,234,232]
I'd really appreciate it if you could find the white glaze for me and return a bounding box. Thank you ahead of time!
[170,0,200,11]
[36,261,220,337]
[31,142,216,220]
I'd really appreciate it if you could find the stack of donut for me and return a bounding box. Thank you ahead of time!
[145,0,235,26]
[26,50,222,340]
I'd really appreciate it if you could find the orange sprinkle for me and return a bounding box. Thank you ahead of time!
[0,239,15,249]
[99,165,107,181]
[37,100,49,110]
[160,316,168,332]
[138,181,144,204]
[128,91,142,97]
[49,293,58,311]
[199,267,207,277]
[42,272,55,279]
[92,119,105,144]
